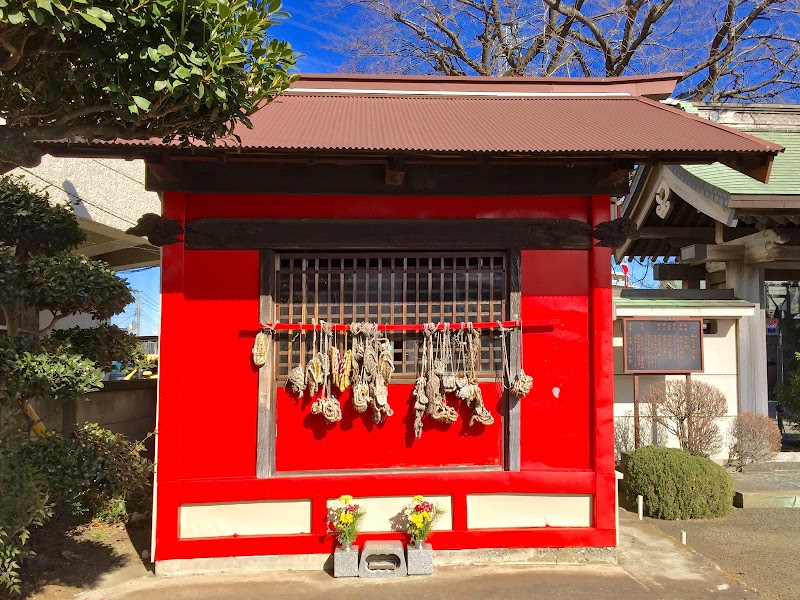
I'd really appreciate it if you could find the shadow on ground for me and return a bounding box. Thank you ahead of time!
[16,516,153,599]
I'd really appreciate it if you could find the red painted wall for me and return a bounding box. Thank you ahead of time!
[154,192,615,561]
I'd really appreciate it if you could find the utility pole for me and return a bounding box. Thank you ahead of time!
[133,290,141,337]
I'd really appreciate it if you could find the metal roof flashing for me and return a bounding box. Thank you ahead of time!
[290,72,683,100]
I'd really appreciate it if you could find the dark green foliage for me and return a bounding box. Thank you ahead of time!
[0,424,52,594]
[0,177,140,414]
[0,176,84,255]
[50,324,148,372]
[11,423,152,521]
[21,253,133,322]
[0,335,104,410]
[625,446,733,520]
[1,0,296,168]
[777,349,800,427]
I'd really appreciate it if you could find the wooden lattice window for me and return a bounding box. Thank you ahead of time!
[275,253,507,379]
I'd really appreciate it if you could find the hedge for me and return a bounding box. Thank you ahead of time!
[624,446,733,519]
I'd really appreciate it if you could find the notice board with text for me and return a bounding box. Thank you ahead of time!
[623,318,703,374]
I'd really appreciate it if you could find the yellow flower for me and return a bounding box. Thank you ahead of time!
[339,495,353,503]
[421,511,430,520]
[340,513,354,524]
[412,495,424,502]
[410,513,424,527]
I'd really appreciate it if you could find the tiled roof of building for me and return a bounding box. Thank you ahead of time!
[683,131,800,196]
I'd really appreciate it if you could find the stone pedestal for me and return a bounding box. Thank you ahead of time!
[406,541,433,575]
[358,540,407,578]
[333,544,359,578]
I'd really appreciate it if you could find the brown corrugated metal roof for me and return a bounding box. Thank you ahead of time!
[39,74,782,181]
[210,94,782,155]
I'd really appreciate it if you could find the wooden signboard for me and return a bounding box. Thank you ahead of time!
[623,318,703,374]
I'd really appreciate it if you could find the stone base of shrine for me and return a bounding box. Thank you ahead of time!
[154,546,617,577]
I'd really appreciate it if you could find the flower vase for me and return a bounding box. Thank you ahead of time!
[334,541,359,577]
[407,538,433,576]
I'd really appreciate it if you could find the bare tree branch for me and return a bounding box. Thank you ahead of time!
[323,0,800,102]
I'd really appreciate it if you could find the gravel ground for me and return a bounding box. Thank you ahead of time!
[644,508,800,600]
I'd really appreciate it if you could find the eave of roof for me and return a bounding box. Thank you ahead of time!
[35,74,782,182]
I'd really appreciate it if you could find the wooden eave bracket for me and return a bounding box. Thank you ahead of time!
[593,218,640,248]
[126,213,184,246]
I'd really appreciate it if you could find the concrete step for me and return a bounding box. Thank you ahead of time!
[732,468,800,507]
[734,490,800,508]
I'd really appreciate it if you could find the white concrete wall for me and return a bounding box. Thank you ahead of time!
[12,156,160,233]
[613,318,739,461]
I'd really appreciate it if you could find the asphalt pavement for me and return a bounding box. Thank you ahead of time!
[77,513,754,600]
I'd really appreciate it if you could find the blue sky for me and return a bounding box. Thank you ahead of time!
[280,1,341,73]
[113,267,162,336]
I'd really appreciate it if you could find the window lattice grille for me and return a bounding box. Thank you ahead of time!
[275,253,506,378]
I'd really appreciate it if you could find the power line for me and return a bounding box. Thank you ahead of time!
[89,159,146,186]
[17,167,139,227]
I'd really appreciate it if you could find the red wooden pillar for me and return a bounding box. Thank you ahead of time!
[589,194,616,542]
[152,190,186,561]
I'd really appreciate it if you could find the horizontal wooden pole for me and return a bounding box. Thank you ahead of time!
[652,263,707,281]
[185,218,592,251]
[637,227,715,242]
[258,320,557,333]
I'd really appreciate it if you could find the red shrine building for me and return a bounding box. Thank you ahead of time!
[44,73,779,572]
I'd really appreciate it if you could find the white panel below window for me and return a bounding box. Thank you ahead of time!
[179,500,311,539]
[326,495,453,533]
[467,494,592,529]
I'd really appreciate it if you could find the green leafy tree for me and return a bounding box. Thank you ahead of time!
[0,175,144,429]
[0,0,296,169]
[776,319,800,426]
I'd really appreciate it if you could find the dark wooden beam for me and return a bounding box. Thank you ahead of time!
[637,227,716,243]
[766,268,800,281]
[680,244,744,264]
[185,218,592,251]
[652,263,708,281]
[145,160,632,196]
[764,246,800,263]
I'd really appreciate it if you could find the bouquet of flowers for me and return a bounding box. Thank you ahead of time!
[403,495,444,545]
[328,495,366,546]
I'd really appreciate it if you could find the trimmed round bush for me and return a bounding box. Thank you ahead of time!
[624,446,733,519]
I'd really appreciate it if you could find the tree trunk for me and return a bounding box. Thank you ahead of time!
[1,300,39,338]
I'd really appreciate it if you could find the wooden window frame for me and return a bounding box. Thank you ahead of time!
[274,252,507,380]
[257,245,523,478]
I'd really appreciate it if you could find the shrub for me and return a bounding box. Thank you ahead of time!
[0,424,52,594]
[14,423,152,522]
[727,412,782,469]
[643,380,728,458]
[624,446,733,520]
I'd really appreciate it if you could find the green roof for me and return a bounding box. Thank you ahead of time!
[683,131,799,196]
